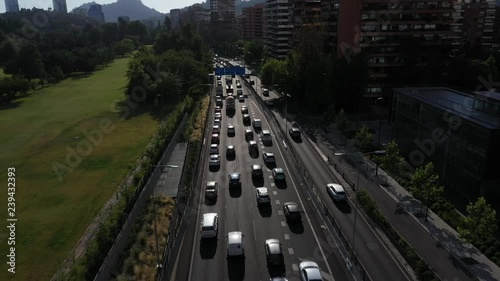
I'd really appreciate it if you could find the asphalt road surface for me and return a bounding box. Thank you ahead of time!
[170,76,353,281]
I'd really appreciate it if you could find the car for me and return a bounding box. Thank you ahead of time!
[256,187,271,204]
[228,173,241,187]
[236,80,242,88]
[263,88,270,96]
[227,124,235,136]
[216,97,223,106]
[209,154,220,166]
[226,145,236,157]
[265,239,284,266]
[289,127,301,138]
[232,73,235,78]
[214,106,221,113]
[265,100,274,106]
[270,278,288,281]
[214,118,221,127]
[212,125,221,134]
[261,129,272,143]
[205,181,218,199]
[216,75,221,80]
[248,140,258,154]
[211,133,219,144]
[241,106,248,114]
[262,152,276,163]
[283,202,301,222]
[253,118,262,129]
[227,231,244,257]
[239,95,245,102]
[272,168,285,181]
[237,89,243,95]
[209,143,219,154]
[215,112,222,119]
[245,129,254,141]
[244,74,250,79]
[251,164,263,178]
[250,79,255,85]
[243,114,251,124]
[200,213,218,238]
[326,183,347,202]
[299,261,323,281]
[217,80,222,86]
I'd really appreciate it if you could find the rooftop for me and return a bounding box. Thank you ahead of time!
[394,87,500,129]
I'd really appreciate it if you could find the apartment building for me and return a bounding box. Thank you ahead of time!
[291,0,322,47]
[321,0,339,53]
[52,0,67,13]
[264,0,293,58]
[210,0,235,23]
[241,4,264,40]
[88,4,104,23]
[462,0,498,52]
[392,87,500,211]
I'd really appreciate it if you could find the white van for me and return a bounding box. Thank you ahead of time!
[227,231,244,256]
[200,213,218,238]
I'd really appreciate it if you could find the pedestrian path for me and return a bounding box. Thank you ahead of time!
[315,125,500,281]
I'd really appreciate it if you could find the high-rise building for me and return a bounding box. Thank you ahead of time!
[392,87,500,211]
[264,0,293,59]
[320,0,339,53]
[4,0,19,12]
[88,4,105,23]
[461,0,498,52]
[195,9,211,23]
[52,0,68,13]
[241,4,264,40]
[210,0,235,23]
[170,9,181,29]
[291,0,322,47]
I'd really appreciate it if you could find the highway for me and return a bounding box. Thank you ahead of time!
[170,75,353,281]
[245,73,413,281]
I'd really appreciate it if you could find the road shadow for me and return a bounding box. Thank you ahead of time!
[229,187,242,198]
[249,149,259,158]
[209,165,221,172]
[268,264,286,277]
[252,177,265,187]
[264,162,277,169]
[275,180,287,189]
[204,197,217,206]
[335,201,352,214]
[291,136,303,143]
[288,221,304,234]
[254,127,262,133]
[227,257,245,281]
[243,120,251,126]
[199,238,218,259]
[263,142,273,147]
[258,204,272,217]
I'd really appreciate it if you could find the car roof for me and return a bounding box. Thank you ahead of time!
[227,145,235,149]
[210,154,219,158]
[210,144,218,147]
[273,168,284,173]
[229,173,240,178]
[262,129,270,134]
[252,164,262,169]
[206,181,217,186]
[256,187,269,194]
[249,140,257,145]
[327,183,345,192]
[212,133,219,137]
[203,212,217,220]
[264,152,274,156]
[228,231,243,244]
[291,128,300,131]
[265,239,282,254]
[300,261,321,280]
[228,124,234,127]
[284,202,299,212]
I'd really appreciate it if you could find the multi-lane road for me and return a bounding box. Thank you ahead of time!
[169,72,411,281]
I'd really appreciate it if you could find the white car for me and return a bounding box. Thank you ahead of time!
[209,154,220,167]
[200,213,218,238]
[256,187,271,205]
[215,112,222,119]
[205,181,218,199]
[227,231,244,257]
[326,183,347,202]
[299,261,323,281]
[212,125,221,134]
[209,143,219,154]
[214,118,221,126]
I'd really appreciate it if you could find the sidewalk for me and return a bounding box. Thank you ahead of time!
[314,125,500,281]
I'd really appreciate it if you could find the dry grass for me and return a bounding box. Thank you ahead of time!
[114,196,175,281]
[189,96,210,142]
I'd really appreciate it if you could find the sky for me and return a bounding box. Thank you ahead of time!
[0,0,204,14]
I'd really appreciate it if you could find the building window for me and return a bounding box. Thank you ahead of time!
[382,25,388,31]
[414,24,422,30]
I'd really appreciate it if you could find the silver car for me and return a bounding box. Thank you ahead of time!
[299,261,323,281]
[205,181,218,199]
[209,154,220,167]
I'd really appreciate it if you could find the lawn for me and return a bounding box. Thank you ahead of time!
[0,58,165,281]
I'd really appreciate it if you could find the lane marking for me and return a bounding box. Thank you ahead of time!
[275,200,280,205]
[281,221,287,227]
[292,264,299,271]
[273,191,278,195]
[269,175,273,179]
[288,248,294,255]
[284,233,290,240]
[271,183,275,187]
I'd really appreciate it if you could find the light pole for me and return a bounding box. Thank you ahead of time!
[367,150,386,177]
[285,93,291,141]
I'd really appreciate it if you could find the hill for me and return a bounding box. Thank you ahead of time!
[72,0,164,22]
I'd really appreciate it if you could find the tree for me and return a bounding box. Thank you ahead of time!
[353,125,373,153]
[375,140,406,176]
[163,16,172,32]
[112,39,135,57]
[408,162,443,221]
[15,43,45,81]
[335,108,348,133]
[459,197,497,244]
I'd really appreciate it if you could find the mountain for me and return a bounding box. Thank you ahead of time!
[72,0,164,22]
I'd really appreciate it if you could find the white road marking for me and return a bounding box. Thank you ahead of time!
[281,221,287,227]
[278,210,284,215]
[284,233,290,240]
[271,183,275,187]
[275,200,280,205]
[273,191,278,195]
[269,175,273,179]
[292,264,299,271]
[288,248,294,255]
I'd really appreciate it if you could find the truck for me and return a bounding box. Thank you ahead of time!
[226,96,235,112]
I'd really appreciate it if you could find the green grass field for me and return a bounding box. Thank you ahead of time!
[0,58,165,281]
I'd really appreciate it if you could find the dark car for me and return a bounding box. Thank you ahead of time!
[265,239,284,266]
[228,173,241,187]
[245,129,254,141]
[251,164,263,178]
[226,145,236,157]
[243,114,251,124]
[289,128,301,138]
[248,140,258,155]
[283,202,301,222]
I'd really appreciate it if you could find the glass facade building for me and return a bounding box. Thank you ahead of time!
[392,87,500,210]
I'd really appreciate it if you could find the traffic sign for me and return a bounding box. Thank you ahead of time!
[214,66,246,76]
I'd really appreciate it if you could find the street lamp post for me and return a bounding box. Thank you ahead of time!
[285,93,291,142]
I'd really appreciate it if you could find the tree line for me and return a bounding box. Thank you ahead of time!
[0,12,153,103]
